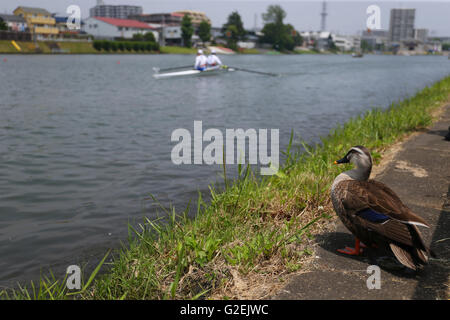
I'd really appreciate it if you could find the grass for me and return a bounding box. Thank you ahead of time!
[57,42,98,54]
[160,46,198,54]
[1,76,450,300]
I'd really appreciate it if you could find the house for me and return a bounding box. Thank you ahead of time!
[13,6,58,38]
[83,17,158,40]
[0,14,28,32]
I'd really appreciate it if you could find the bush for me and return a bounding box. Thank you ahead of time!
[93,40,102,51]
[125,42,133,51]
[110,42,118,52]
[117,42,125,51]
[102,40,111,51]
[133,42,140,51]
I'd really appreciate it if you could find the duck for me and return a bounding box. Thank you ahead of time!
[330,145,433,270]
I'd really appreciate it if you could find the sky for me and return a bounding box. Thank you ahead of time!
[2,0,450,36]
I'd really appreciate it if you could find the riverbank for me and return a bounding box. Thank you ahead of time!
[0,40,338,55]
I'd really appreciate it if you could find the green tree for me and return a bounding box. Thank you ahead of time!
[132,33,144,41]
[144,32,155,42]
[181,14,194,48]
[222,11,245,50]
[262,4,286,25]
[222,11,245,40]
[261,5,299,51]
[0,18,7,31]
[327,34,337,52]
[198,20,211,43]
[360,39,373,53]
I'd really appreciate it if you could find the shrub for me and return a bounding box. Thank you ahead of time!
[102,40,111,51]
[144,32,156,42]
[93,40,102,51]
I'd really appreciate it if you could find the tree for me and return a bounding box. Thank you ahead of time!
[0,18,7,31]
[327,34,337,52]
[260,5,299,51]
[198,20,211,43]
[360,39,373,53]
[262,4,286,25]
[132,33,144,41]
[222,11,245,50]
[144,32,155,42]
[181,14,194,48]
[222,11,245,39]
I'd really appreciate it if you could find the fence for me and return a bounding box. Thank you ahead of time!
[0,31,32,41]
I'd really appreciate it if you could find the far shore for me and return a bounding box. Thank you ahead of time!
[2,40,445,56]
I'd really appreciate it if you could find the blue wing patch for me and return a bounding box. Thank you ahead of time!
[357,208,390,223]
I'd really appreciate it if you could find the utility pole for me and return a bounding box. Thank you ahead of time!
[320,1,328,32]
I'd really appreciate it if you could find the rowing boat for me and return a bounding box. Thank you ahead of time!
[153,66,234,79]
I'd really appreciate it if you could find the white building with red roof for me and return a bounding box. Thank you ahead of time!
[83,16,158,40]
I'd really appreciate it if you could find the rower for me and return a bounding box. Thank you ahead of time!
[207,49,222,68]
[194,49,207,71]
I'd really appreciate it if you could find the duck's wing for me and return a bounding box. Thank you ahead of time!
[339,179,429,228]
[338,180,431,269]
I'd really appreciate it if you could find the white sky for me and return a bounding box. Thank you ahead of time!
[1,1,449,36]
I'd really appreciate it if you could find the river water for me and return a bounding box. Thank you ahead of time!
[0,54,449,286]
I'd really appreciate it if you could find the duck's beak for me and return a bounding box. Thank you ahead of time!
[334,157,349,165]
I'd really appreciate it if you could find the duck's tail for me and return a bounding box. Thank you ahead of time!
[389,224,433,270]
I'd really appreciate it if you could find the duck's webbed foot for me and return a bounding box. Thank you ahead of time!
[337,238,364,256]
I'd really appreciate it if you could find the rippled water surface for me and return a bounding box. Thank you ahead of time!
[0,54,449,285]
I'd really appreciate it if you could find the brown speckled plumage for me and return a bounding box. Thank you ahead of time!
[331,146,432,270]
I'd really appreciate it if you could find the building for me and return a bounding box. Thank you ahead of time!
[361,29,389,50]
[0,14,28,32]
[333,35,355,52]
[83,16,157,40]
[128,13,182,25]
[13,6,58,38]
[172,10,211,26]
[89,1,143,20]
[389,9,415,42]
[414,28,428,43]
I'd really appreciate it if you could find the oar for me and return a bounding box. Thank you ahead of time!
[153,65,193,73]
[226,66,279,77]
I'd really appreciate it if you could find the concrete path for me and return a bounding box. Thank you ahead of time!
[274,105,450,300]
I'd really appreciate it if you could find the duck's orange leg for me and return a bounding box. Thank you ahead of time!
[337,238,364,255]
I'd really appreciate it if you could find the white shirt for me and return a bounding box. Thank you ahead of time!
[194,55,208,69]
[207,54,222,67]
